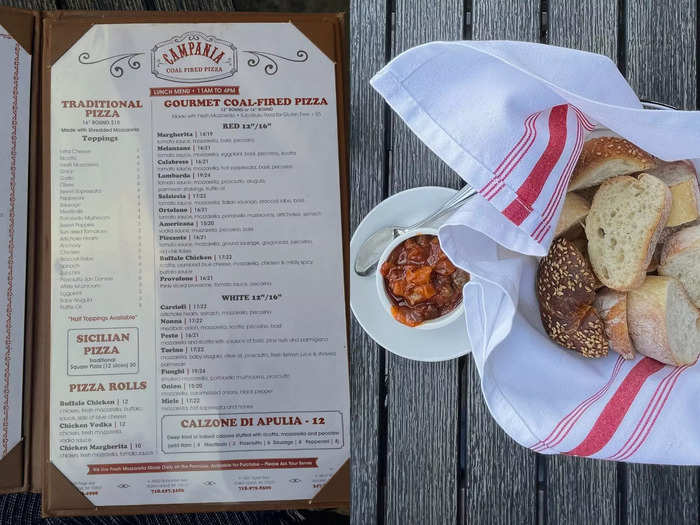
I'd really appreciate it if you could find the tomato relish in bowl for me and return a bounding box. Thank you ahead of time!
[379,234,469,327]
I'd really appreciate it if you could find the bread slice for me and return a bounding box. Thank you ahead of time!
[646,161,700,227]
[659,224,700,307]
[554,192,590,239]
[627,275,700,365]
[568,137,656,191]
[536,238,608,358]
[585,174,671,291]
[593,288,636,360]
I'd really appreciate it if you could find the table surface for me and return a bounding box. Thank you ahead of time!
[351,1,699,525]
[1,0,698,524]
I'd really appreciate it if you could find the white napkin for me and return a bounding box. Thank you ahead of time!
[372,41,700,464]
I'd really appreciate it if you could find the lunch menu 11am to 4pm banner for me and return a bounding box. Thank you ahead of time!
[0,8,351,517]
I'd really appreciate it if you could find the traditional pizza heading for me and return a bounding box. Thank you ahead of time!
[60,96,328,117]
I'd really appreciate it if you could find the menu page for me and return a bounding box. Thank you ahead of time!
[49,22,349,506]
[0,25,30,461]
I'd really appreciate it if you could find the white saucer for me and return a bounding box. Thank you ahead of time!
[350,186,471,362]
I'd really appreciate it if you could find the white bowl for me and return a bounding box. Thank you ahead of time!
[375,227,464,330]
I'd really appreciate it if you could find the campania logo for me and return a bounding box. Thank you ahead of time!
[151,31,238,83]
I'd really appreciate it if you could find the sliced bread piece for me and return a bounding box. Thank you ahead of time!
[659,224,700,307]
[586,174,671,290]
[627,275,700,366]
[646,161,700,227]
[568,137,656,191]
[536,238,608,358]
[554,192,590,239]
[593,288,636,360]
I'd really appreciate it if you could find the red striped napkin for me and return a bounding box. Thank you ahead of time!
[371,40,700,256]
[372,41,700,463]
[480,103,594,244]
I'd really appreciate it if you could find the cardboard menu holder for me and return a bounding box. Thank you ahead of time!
[0,8,350,517]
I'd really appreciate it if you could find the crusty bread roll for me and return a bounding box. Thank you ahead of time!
[593,288,635,360]
[537,238,608,358]
[568,137,656,191]
[658,224,700,307]
[646,161,700,227]
[586,174,671,291]
[627,275,700,366]
[555,193,590,239]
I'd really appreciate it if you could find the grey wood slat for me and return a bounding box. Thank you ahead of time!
[151,0,235,11]
[234,0,347,11]
[1,0,55,9]
[549,0,617,61]
[626,2,699,522]
[462,2,539,524]
[385,2,462,524]
[627,0,696,110]
[473,0,539,41]
[58,0,147,10]
[544,455,617,525]
[627,465,699,524]
[545,2,620,524]
[348,1,387,524]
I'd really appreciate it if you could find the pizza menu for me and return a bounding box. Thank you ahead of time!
[49,22,349,506]
[0,24,30,464]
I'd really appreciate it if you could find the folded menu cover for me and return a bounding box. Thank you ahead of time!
[0,8,351,517]
[0,6,37,496]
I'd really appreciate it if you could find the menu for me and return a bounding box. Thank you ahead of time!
[0,24,30,464]
[48,21,349,507]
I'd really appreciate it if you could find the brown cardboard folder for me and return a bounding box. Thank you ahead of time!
[0,8,351,516]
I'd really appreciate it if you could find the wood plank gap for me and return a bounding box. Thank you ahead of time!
[456,356,468,525]
[376,4,393,523]
[455,5,470,522]
[381,0,393,200]
[617,462,627,525]
[456,2,469,517]
[539,0,548,43]
[536,453,547,525]
[462,0,471,40]
[617,0,627,76]
[376,351,388,525]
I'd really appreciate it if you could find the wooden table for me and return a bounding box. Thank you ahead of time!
[0,0,697,524]
[349,1,699,524]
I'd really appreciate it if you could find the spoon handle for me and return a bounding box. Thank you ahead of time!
[403,184,477,231]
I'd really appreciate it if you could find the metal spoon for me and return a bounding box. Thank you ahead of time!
[353,184,477,276]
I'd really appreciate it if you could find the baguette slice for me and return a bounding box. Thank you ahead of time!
[659,224,700,307]
[555,192,590,239]
[646,161,700,227]
[586,174,671,291]
[593,288,636,360]
[568,137,656,191]
[627,275,700,366]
